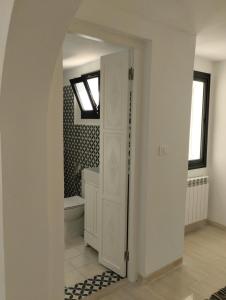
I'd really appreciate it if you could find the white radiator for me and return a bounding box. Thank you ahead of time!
[185,176,209,226]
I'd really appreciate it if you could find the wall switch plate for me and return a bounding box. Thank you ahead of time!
[158,145,168,156]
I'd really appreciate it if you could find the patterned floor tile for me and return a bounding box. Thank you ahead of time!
[65,270,122,299]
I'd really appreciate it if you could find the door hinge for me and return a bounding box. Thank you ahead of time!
[128,67,134,80]
[124,250,129,261]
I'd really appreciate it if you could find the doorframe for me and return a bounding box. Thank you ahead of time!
[68,19,145,282]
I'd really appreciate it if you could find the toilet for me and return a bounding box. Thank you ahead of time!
[64,195,85,245]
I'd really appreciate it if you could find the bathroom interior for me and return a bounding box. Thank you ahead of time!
[63,33,128,291]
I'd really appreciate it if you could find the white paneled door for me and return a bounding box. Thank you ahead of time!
[99,50,131,277]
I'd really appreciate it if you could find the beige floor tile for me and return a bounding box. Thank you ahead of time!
[77,262,107,279]
[64,260,74,273]
[65,235,84,249]
[64,269,86,286]
[64,225,226,299]
[64,247,81,260]
[69,253,96,269]
[83,246,99,262]
[64,235,105,285]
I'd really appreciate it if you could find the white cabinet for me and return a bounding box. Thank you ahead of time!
[82,168,99,251]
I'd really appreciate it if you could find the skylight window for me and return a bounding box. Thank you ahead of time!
[70,71,100,119]
[87,77,99,106]
[75,81,93,111]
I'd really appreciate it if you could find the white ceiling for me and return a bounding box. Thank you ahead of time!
[63,34,124,69]
[77,0,226,61]
[196,22,226,61]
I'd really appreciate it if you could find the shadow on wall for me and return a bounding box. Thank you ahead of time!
[63,86,100,197]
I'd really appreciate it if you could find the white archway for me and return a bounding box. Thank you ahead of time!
[0,1,81,299]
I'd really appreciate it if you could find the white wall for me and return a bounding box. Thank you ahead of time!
[0,1,81,300]
[74,4,196,276]
[208,61,226,226]
[0,135,6,300]
[0,0,196,295]
[191,57,226,228]
[142,34,195,276]
[63,60,100,126]
[188,56,215,178]
[0,1,15,299]
[63,60,100,86]
[47,55,64,300]
[0,0,15,87]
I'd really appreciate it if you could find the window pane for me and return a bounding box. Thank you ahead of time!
[188,81,204,161]
[87,77,99,106]
[75,82,93,111]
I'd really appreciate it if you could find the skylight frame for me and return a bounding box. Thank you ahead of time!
[70,70,100,119]
[82,71,100,112]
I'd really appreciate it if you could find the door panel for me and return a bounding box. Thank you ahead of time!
[99,50,130,277]
[103,53,129,130]
[102,200,124,272]
[103,133,125,198]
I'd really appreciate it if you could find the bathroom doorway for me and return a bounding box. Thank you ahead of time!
[62,33,133,294]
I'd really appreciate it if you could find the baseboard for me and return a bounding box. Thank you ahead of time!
[139,257,183,283]
[185,219,207,235]
[207,220,226,231]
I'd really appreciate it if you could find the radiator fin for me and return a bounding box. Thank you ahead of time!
[185,176,209,226]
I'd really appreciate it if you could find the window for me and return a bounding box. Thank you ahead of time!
[70,71,100,119]
[188,71,210,170]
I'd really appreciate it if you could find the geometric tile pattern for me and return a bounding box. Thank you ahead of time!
[64,270,122,300]
[64,85,100,197]
[210,286,226,300]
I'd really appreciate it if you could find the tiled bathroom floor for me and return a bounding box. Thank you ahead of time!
[64,236,107,287]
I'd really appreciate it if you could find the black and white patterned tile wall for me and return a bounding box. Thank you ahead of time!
[63,85,100,197]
